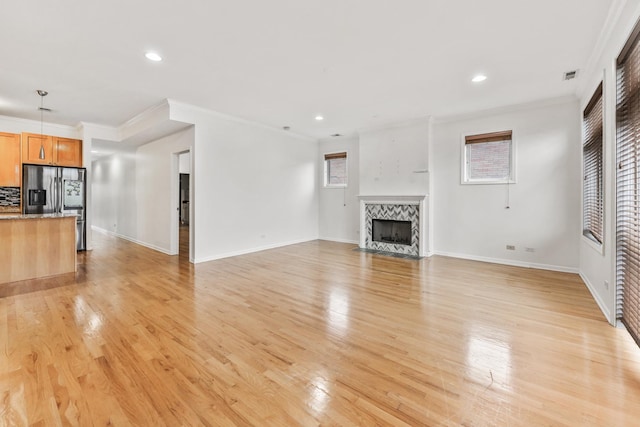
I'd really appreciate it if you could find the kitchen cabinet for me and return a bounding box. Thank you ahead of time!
[54,137,83,167]
[22,133,82,167]
[22,133,53,165]
[0,214,77,284]
[0,132,21,186]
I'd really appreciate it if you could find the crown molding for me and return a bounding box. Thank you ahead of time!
[577,0,629,97]
[168,99,317,143]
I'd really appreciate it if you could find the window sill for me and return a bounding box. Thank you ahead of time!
[582,232,604,255]
[461,180,517,185]
[324,185,347,189]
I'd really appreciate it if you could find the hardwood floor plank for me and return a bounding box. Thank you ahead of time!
[92,353,165,427]
[0,369,28,427]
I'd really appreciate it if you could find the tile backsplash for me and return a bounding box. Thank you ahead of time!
[0,187,20,207]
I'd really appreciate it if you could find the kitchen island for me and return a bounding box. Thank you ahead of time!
[0,213,77,284]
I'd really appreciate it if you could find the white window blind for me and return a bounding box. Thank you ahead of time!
[616,20,640,346]
[583,83,604,244]
[464,131,513,183]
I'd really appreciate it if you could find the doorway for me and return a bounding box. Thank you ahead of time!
[177,151,191,260]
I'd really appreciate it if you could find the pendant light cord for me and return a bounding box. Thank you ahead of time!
[37,90,48,160]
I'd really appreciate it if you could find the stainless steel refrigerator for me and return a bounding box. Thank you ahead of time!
[23,164,87,251]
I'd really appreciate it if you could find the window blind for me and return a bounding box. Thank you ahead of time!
[583,83,604,244]
[465,131,512,181]
[616,20,640,346]
[324,152,347,161]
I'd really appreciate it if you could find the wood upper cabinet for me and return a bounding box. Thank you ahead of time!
[22,133,54,165]
[0,132,21,186]
[54,137,82,167]
[22,133,82,167]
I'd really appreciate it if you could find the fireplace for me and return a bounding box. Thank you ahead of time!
[358,195,429,257]
[372,219,411,245]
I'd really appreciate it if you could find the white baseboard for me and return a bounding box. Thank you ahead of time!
[318,237,359,245]
[193,237,318,264]
[433,250,579,274]
[579,272,614,325]
[92,226,173,255]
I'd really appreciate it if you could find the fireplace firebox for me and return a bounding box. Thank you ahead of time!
[372,219,411,246]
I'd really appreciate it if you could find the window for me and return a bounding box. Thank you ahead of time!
[617,20,640,347]
[462,130,514,184]
[324,152,347,187]
[583,83,604,245]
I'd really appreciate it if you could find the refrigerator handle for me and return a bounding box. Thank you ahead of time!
[56,176,60,213]
[49,174,55,213]
[55,175,61,213]
[58,175,63,213]
[53,176,57,213]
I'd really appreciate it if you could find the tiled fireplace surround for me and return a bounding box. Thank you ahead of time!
[358,195,428,257]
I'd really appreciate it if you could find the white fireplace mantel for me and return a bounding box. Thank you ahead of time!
[358,195,429,257]
[358,195,427,204]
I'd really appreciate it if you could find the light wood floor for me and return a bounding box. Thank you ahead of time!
[1,232,640,426]
[179,224,189,260]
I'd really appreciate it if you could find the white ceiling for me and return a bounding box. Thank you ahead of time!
[0,0,615,139]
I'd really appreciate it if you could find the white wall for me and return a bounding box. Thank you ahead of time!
[135,128,193,253]
[578,0,640,324]
[91,127,193,254]
[179,151,190,174]
[318,136,360,243]
[432,99,581,272]
[91,147,137,238]
[170,106,319,263]
[91,102,318,263]
[359,119,430,196]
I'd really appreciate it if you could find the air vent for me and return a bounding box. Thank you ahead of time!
[563,70,578,81]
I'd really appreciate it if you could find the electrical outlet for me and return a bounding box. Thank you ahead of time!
[506,245,515,250]
[604,281,609,290]
[525,247,535,253]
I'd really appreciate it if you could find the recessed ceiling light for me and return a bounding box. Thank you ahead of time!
[315,115,324,121]
[145,52,162,62]
[472,74,487,83]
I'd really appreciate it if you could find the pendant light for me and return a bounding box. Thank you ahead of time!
[36,89,48,160]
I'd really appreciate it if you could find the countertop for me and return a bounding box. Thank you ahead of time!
[0,213,79,220]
